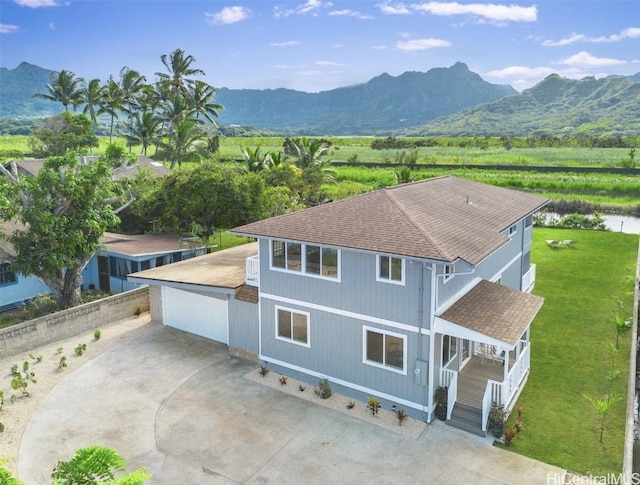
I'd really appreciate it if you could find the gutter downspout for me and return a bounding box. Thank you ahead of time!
[426,262,437,422]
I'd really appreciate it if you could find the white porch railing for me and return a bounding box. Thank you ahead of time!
[245,255,260,286]
[522,264,536,293]
[482,380,503,432]
[440,368,458,420]
[481,343,531,431]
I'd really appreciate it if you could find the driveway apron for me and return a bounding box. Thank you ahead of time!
[18,326,565,484]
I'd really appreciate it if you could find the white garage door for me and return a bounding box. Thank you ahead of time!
[163,287,229,344]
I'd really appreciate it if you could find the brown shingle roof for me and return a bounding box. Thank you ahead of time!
[440,280,544,346]
[235,285,259,303]
[232,176,549,265]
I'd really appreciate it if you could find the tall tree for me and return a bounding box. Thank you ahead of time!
[100,77,123,144]
[33,70,85,112]
[82,78,104,128]
[29,112,99,157]
[155,48,205,101]
[189,80,223,125]
[118,67,147,150]
[161,120,204,169]
[147,162,264,241]
[0,153,132,308]
[128,111,162,156]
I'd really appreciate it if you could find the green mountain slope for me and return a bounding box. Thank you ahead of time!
[408,74,640,137]
[0,62,64,118]
[215,62,517,134]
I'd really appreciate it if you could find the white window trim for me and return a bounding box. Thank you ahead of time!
[275,305,310,348]
[376,254,405,285]
[508,224,517,237]
[362,326,407,375]
[270,239,340,282]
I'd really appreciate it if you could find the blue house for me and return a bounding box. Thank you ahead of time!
[129,175,549,433]
[0,227,206,310]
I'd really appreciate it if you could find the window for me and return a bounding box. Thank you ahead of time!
[271,240,339,279]
[363,327,406,373]
[508,224,517,236]
[0,262,17,286]
[109,257,139,278]
[444,263,455,282]
[525,215,533,228]
[276,307,309,346]
[442,335,457,366]
[377,255,404,284]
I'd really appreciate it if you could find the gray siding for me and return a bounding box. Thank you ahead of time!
[228,298,259,356]
[260,296,431,410]
[258,239,432,329]
[437,217,528,310]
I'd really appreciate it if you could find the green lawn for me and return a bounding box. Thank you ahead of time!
[507,228,638,475]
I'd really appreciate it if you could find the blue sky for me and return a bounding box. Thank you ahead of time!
[1,0,639,93]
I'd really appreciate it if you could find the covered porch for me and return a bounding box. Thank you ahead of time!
[434,280,544,434]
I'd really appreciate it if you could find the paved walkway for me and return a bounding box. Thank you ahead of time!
[18,325,566,484]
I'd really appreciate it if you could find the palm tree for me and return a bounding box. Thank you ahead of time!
[163,120,205,169]
[82,78,103,127]
[119,67,147,151]
[100,77,123,144]
[189,80,223,125]
[33,69,85,111]
[127,111,162,156]
[156,48,205,101]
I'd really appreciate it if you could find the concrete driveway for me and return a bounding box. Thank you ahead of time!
[18,325,565,484]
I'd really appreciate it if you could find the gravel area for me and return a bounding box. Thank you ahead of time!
[0,313,157,476]
[244,367,428,439]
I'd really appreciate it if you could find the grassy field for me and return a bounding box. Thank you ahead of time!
[0,134,633,168]
[508,228,638,476]
[2,135,638,213]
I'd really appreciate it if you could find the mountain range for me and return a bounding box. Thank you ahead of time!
[1,61,638,137]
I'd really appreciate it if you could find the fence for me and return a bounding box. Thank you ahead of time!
[0,287,149,358]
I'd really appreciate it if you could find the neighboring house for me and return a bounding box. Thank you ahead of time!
[128,175,549,434]
[0,226,206,310]
[0,221,50,312]
[82,232,208,294]
[0,155,176,310]
[8,155,171,180]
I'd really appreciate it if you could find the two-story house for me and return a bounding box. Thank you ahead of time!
[128,175,549,434]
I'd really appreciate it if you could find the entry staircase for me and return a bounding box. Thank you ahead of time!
[445,357,503,436]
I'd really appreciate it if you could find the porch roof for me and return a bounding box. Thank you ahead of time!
[436,280,544,348]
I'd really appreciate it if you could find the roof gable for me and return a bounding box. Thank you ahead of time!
[232,176,549,265]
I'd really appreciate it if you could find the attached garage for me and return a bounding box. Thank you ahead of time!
[163,287,229,344]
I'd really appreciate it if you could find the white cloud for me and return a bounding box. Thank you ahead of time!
[543,27,640,46]
[13,0,60,7]
[411,1,537,23]
[0,23,20,33]
[274,0,333,18]
[205,6,252,25]
[48,22,55,30]
[315,60,347,67]
[269,41,301,47]
[485,66,555,79]
[396,38,452,51]
[329,9,375,19]
[377,2,411,15]
[557,51,627,68]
